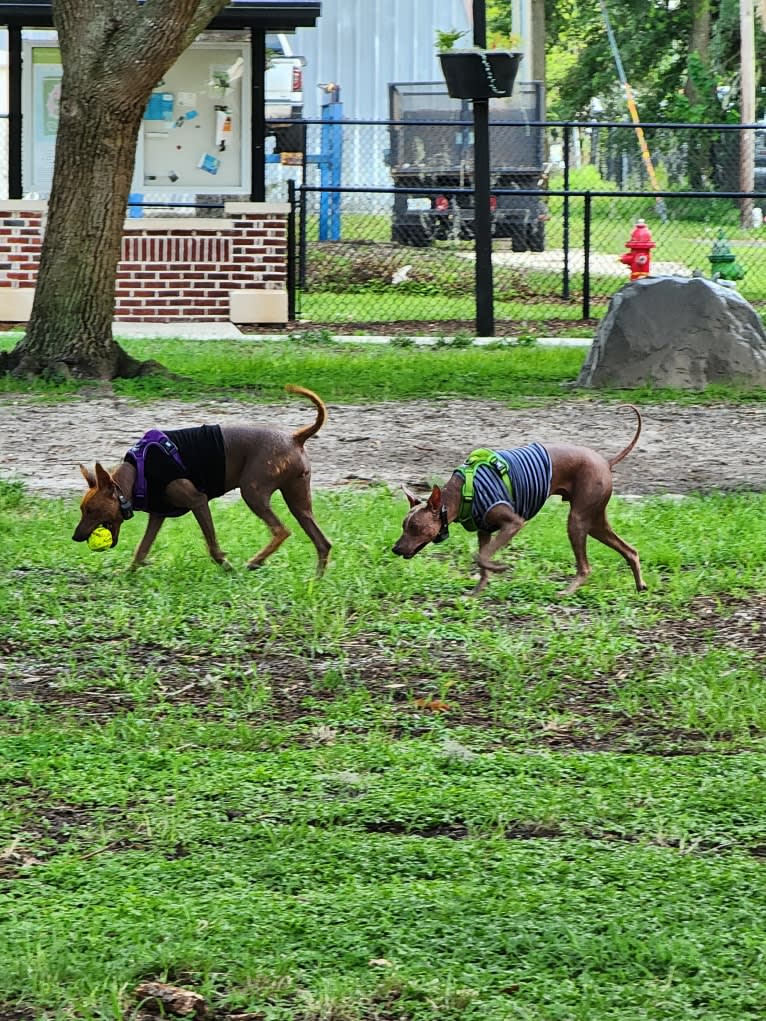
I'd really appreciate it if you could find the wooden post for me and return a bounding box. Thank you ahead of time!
[740,0,755,227]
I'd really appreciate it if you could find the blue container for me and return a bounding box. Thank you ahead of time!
[128,193,144,218]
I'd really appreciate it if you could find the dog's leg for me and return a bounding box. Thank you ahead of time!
[561,508,593,595]
[130,513,165,570]
[190,500,233,570]
[471,507,526,592]
[471,531,495,594]
[281,476,332,577]
[240,487,291,569]
[589,512,647,592]
[164,479,231,569]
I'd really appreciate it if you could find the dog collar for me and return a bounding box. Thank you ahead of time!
[432,505,450,544]
[117,491,134,519]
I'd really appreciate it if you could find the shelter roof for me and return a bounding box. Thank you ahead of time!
[0,1,321,31]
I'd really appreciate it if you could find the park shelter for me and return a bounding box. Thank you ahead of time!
[0,0,321,199]
[0,2,322,324]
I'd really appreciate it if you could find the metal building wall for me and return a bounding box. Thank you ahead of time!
[291,0,472,121]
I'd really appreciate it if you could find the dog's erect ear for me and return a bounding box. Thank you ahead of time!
[80,464,97,489]
[402,485,422,508]
[94,462,114,490]
[426,485,442,512]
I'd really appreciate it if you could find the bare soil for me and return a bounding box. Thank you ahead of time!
[1,392,765,498]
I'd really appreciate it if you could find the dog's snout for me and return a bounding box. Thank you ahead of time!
[392,544,402,556]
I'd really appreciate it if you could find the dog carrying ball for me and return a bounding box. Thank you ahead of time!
[87,526,113,552]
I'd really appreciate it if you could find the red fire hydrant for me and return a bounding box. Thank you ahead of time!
[619,219,656,280]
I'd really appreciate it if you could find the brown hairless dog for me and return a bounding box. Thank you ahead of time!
[73,385,331,574]
[392,406,646,596]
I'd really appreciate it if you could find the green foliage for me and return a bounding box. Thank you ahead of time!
[543,0,741,123]
[435,27,468,51]
[307,244,477,296]
[286,327,335,345]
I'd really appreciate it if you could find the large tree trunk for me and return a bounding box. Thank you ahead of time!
[685,0,711,108]
[11,94,147,379]
[684,0,712,191]
[2,0,228,380]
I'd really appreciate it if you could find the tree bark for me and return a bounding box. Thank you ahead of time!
[4,0,228,380]
[682,0,712,192]
[684,0,711,108]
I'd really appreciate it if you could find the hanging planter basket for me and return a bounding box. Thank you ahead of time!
[438,49,522,100]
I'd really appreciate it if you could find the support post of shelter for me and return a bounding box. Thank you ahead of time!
[318,86,342,242]
[250,27,266,202]
[8,24,21,199]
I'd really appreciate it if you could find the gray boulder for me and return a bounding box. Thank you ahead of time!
[578,275,766,388]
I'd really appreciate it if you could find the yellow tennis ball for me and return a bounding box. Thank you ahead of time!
[87,526,113,552]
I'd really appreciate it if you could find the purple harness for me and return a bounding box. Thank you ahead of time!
[126,429,188,513]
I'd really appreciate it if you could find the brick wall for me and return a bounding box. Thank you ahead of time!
[0,201,290,323]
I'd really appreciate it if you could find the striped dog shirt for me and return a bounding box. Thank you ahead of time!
[454,442,552,532]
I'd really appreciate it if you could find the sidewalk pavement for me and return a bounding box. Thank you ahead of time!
[111,321,592,347]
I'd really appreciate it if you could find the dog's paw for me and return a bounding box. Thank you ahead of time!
[220,558,235,572]
[475,557,507,575]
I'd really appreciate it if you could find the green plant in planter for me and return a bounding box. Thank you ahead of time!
[435,28,469,52]
[435,26,523,100]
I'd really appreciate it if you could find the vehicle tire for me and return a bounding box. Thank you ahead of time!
[392,221,432,247]
[510,224,529,252]
[527,222,545,252]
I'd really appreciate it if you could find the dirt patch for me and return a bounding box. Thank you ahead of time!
[2,394,766,498]
[2,594,763,753]
[239,317,598,337]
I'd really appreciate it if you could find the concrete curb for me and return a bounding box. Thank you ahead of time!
[110,324,593,347]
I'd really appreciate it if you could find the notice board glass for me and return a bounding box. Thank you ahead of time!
[22,41,250,197]
[141,43,249,192]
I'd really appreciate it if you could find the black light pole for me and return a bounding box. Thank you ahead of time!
[472,0,494,336]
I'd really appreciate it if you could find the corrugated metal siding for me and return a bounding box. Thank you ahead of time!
[291,0,471,120]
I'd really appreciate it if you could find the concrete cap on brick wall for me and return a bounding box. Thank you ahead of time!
[229,289,287,324]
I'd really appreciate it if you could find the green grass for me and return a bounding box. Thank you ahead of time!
[298,290,609,325]
[1,336,765,407]
[2,343,766,1018]
[2,473,766,1019]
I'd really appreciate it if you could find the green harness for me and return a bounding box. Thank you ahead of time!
[456,448,513,531]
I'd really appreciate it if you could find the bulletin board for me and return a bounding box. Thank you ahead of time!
[141,43,250,192]
[22,45,62,196]
[21,42,251,197]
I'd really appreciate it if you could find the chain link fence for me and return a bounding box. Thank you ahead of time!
[282,116,766,331]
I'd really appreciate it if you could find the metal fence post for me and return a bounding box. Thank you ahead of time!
[474,96,495,337]
[287,178,297,321]
[562,122,571,300]
[582,190,591,320]
[298,181,308,293]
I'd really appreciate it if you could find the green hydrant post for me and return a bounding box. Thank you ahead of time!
[708,229,746,282]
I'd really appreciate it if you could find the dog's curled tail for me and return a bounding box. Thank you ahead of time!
[608,404,642,469]
[286,384,327,446]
